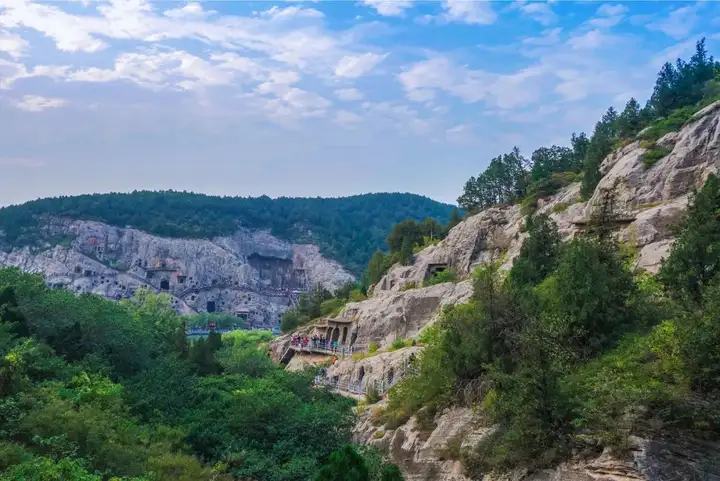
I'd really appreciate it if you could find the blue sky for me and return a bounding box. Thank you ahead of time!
[0,0,718,207]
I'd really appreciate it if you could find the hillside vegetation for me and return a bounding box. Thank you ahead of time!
[0,192,456,275]
[0,269,402,480]
[458,38,720,213]
[373,40,720,476]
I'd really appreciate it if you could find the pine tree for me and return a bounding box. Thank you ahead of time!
[508,214,561,289]
[616,98,643,139]
[399,237,414,266]
[659,174,720,303]
[447,208,463,231]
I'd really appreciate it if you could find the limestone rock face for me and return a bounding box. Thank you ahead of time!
[372,101,720,290]
[355,406,720,481]
[0,219,353,327]
[325,346,422,393]
[337,281,473,348]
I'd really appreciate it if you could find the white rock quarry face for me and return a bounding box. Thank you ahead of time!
[0,220,354,327]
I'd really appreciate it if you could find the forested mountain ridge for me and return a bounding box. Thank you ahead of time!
[0,191,456,275]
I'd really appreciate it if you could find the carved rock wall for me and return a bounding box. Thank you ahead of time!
[0,220,354,327]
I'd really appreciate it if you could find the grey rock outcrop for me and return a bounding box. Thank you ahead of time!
[0,219,353,327]
[355,406,720,481]
[374,101,720,293]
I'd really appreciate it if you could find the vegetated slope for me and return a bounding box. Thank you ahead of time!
[0,191,456,275]
[0,269,402,480]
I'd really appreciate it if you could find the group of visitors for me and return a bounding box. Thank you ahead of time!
[290,334,340,351]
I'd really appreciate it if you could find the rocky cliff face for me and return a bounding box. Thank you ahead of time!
[375,101,719,295]
[354,404,720,481]
[0,219,353,327]
[272,101,720,480]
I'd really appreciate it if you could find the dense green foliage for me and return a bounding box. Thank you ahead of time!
[383,175,720,475]
[0,270,401,480]
[458,39,720,211]
[0,192,455,275]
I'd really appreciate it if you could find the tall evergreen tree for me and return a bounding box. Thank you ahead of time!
[616,98,643,139]
[659,174,720,303]
[581,107,619,199]
[447,208,463,231]
[507,215,561,289]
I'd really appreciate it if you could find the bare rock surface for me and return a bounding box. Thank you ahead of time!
[0,220,353,327]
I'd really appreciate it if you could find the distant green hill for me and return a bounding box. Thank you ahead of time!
[0,191,456,274]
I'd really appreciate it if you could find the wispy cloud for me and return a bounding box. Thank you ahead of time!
[14,94,67,112]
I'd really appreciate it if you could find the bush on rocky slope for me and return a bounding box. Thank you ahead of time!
[384,175,720,474]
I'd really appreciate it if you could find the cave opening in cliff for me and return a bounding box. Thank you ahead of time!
[425,263,448,281]
[160,279,170,291]
[207,301,216,313]
[177,276,186,284]
[387,368,395,386]
[357,366,365,383]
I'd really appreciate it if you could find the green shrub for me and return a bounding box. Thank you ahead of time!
[551,202,570,213]
[348,289,368,302]
[641,144,672,169]
[638,105,696,141]
[320,298,347,317]
[368,343,379,354]
[423,268,457,287]
[400,281,417,291]
[365,385,382,404]
[389,338,407,351]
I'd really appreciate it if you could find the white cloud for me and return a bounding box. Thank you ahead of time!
[443,0,497,25]
[398,56,544,109]
[359,0,414,17]
[647,4,702,39]
[334,109,362,126]
[0,0,342,70]
[335,88,363,101]
[334,53,386,78]
[596,4,628,17]
[15,94,67,112]
[445,124,475,143]
[509,1,557,26]
[568,29,614,50]
[361,101,435,136]
[163,3,216,20]
[522,27,562,46]
[586,3,629,28]
[0,58,68,89]
[0,29,29,58]
[258,6,325,20]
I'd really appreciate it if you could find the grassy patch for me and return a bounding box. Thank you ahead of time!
[400,281,417,291]
[551,202,570,213]
[641,144,672,170]
[423,268,457,287]
[638,105,696,141]
[373,430,386,439]
[637,201,664,211]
